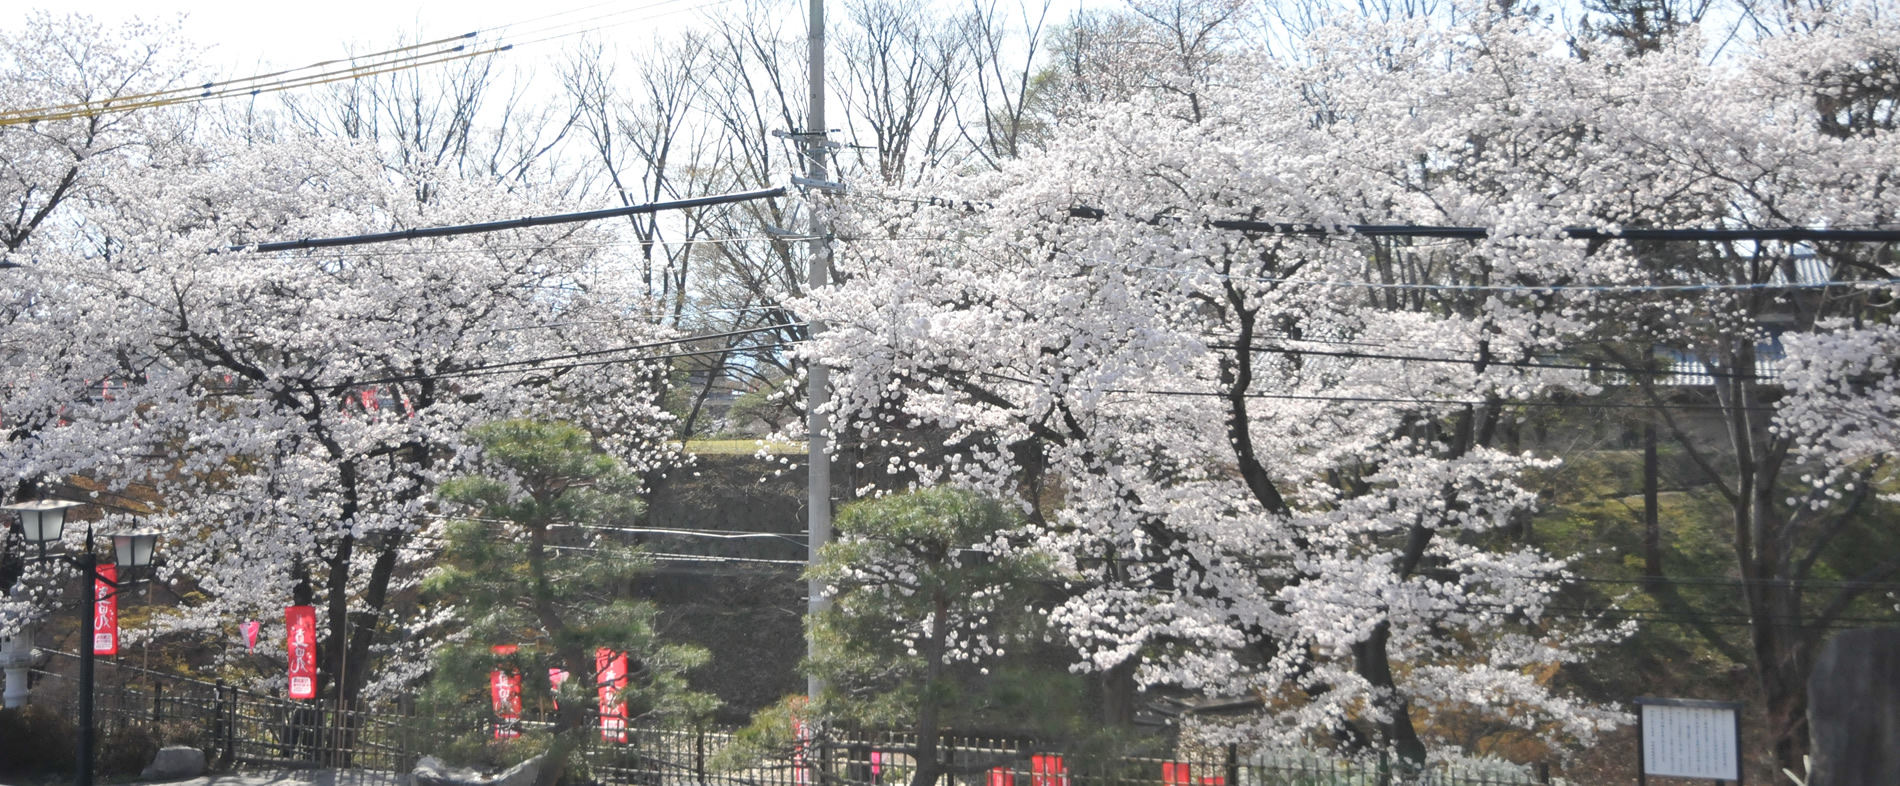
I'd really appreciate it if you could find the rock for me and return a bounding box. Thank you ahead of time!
[140,745,207,781]
[491,755,542,786]
[413,753,543,786]
[413,756,477,786]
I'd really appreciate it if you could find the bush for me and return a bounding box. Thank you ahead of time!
[0,705,75,775]
[0,705,212,778]
[97,722,162,777]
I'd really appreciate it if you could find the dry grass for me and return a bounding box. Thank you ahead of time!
[677,439,804,456]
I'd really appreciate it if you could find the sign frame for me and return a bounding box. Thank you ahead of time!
[1635,696,1744,785]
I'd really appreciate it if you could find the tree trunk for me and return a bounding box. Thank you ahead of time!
[527,520,591,786]
[1642,423,1664,590]
[1101,656,1138,727]
[910,590,950,786]
[1352,621,1428,770]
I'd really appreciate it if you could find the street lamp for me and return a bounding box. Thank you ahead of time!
[3,499,159,786]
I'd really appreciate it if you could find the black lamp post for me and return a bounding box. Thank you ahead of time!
[4,499,159,786]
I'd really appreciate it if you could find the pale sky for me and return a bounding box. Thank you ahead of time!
[38,0,748,76]
[30,0,1099,85]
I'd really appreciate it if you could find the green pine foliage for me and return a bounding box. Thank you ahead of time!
[798,487,1106,786]
[421,419,715,779]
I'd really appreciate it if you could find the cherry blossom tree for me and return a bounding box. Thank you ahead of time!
[1,132,684,711]
[793,0,1900,775]
[0,12,198,255]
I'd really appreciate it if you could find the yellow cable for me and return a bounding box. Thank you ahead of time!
[0,33,480,123]
[1,44,510,127]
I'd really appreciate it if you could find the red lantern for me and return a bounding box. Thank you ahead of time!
[285,605,318,699]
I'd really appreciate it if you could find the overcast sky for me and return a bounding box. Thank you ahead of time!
[34,0,729,76]
[32,0,1099,84]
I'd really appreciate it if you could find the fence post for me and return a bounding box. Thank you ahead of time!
[153,682,164,724]
[696,727,709,786]
[399,691,416,771]
[210,679,228,768]
[223,681,238,767]
[1225,744,1239,786]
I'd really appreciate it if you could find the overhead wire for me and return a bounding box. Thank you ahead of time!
[226,187,786,253]
[1212,342,1770,382]
[0,0,751,128]
[186,323,800,397]
[0,36,509,128]
[0,34,480,123]
[856,235,1900,294]
[968,370,1781,413]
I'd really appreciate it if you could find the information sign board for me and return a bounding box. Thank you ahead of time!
[1636,697,1742,783]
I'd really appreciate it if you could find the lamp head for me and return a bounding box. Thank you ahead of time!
[112,531,161,570]
[3,499,84,545]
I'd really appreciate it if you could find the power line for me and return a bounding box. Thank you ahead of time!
[1212,342,1769,382]
[1063,204,1900,252]
[185,324,798,398]
[1130,261,1900,294]
[969,370,1780,412]
[0,35,479,122]
[1,37,509,127]
[227,187,786,253]
[866,197,1900,292]
[299,235,805,256]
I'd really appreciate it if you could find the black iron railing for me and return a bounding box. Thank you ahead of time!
[24,655,1551,786]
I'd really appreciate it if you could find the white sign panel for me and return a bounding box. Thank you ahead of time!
[1642,703,1740,779]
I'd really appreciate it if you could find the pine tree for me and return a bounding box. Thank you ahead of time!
[424,419,715,786]
[807,487,1068,786]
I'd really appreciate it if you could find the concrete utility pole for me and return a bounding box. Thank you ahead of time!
[804,0,831,703]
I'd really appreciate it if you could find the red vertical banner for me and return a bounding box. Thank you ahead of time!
[595,648,629,742]
[791,697,811,786]
[284,605,318,700]
[1032,755,1068,786]
[549,668,569,709]
[988,767,1011,786]
[491,645,521,740]
[490,670,522,739]
[1162,763,1191,786]
[92,565,118,656]
[241,620,261,651]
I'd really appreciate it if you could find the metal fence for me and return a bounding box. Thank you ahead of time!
[23,655,1550,786]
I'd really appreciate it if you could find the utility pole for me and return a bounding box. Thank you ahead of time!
[804,0,831,703]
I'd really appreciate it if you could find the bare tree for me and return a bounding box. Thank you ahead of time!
[956,0,1055,168]
[274,40,581,193]
[835,0,969,184]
